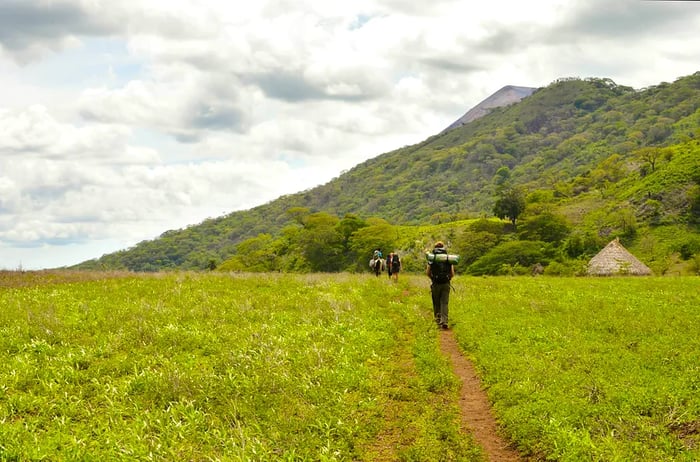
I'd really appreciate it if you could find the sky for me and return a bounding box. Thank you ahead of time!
[1,0,699,270]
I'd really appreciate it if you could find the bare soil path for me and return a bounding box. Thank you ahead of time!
[439,329,522,462]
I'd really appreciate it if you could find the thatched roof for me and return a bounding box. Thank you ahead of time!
[587,238,652,276]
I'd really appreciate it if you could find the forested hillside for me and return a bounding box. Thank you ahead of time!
[74,72,700,274]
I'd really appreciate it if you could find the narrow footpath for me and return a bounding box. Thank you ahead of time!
[439,330,522,462]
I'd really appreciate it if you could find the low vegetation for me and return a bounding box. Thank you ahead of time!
[1,271,698,461]
[453,276,700,461]
[0,271,477,461]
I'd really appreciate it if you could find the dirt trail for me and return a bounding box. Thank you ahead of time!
[439,330,522,462]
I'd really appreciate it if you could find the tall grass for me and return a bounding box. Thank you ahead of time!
[0,272,477,461]
[3,271,698,461]
[449,276,700,461]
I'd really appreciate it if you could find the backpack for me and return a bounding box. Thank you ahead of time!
[390,254,400,270]
[430,249,451,284]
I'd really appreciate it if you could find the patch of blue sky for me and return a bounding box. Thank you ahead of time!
[349,14,373,30]
[23,37,145,89]
[276,153,307,169]
[130,128,192,163]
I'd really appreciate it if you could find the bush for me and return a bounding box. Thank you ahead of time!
[677,237,700,260]
[543,260,583,276]
[467,240,551,276]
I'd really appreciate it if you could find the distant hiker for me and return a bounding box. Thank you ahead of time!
[369,248,384,277]
[386,252,401,282]
[426,241,455,330]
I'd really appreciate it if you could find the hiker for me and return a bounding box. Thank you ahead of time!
[426,241,455,330]
[370,248,384,277]
[386,252,401,282]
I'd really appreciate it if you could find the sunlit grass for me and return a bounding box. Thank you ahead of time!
[3,271,698,461]
[449,276,700,461]
[0,272,477,461]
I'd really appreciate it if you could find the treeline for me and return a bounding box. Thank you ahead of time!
[216,168,700,276]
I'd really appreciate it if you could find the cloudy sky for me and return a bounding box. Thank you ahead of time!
[1,0,699,270]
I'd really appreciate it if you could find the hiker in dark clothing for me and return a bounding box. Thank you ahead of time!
[387,252,401,282]
[426,241,455,330]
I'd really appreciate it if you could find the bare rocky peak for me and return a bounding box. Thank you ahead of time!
[442,85,537,133]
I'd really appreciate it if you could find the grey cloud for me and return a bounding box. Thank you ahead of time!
[173,132,201,144]
[419,56,484,73]
[552,0,697,41]
[24,185,78,203]
[189,103,245,130]
[248,70,379,103]
[473,25,536,54]
[252,72,327,102]
[0,1,119,53]
[439,1,699,58]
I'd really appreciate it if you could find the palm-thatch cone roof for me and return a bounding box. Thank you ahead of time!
[587,238,652,276]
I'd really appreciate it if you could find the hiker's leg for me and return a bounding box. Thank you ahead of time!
[431,286,440,323]
[439,284,450,327]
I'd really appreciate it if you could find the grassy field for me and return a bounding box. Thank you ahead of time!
[451,276,700,461]
[0,272,476,461]
[0,271,698,461]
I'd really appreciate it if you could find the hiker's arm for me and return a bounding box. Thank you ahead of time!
[426,264,432,278]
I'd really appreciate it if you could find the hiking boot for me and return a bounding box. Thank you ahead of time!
[440,323,448,330]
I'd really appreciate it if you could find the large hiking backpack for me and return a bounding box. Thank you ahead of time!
[389,254,400,271]
[429,249,452,284]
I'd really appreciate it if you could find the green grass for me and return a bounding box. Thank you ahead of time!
[2,272,699,461]
[449,276,700,461]
[0,272,477,461]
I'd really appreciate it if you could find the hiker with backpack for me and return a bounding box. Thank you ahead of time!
[369,248,384,277]
[386,252,401,282]
[426,241,455,330]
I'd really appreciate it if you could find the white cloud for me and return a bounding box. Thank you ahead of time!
[1,0,699,269]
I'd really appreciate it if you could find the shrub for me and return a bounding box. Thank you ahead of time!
[467,240,551,276]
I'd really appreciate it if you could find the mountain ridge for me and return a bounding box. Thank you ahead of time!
[73,72,700,272]
[441,85,537,132]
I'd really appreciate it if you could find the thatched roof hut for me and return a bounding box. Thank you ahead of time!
[587,238,652,276]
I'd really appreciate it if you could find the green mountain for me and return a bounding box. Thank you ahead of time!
[74,72,700,274]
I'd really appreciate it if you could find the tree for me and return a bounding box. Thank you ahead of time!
[297,212,343,272]
[335,214,368,269]
[517,211,570,244]
[218,234,278,272]
[493,187,526,229]
[493,166,511,186]
[689,184,700,224]
[286,207,310,225]
[453,230,500,266]
[635,147,662,175]
[348,220,397,271]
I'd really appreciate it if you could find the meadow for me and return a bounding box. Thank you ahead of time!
[0,271,698,461]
